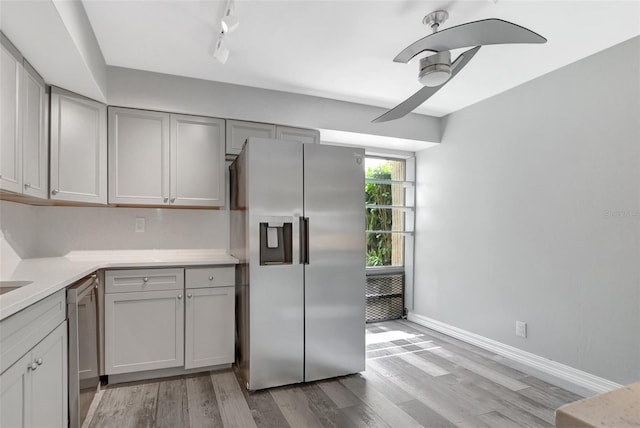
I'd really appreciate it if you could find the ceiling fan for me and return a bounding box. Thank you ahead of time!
[373,10,547,123]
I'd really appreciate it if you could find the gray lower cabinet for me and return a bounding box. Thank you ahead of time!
[105,290,185,374]
[104,269,185,375]
[0,290,67,428]
[105,266,234,376]
[0,319,68,428]
[184,286,234,369]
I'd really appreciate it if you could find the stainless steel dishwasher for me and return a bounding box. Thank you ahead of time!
[67,274,101,428]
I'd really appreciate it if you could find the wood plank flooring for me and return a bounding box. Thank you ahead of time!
[87,320,582,427]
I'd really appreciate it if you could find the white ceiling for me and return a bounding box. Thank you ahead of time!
[83,0,640,118]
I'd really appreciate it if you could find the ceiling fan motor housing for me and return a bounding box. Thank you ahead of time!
[418,51,451,87]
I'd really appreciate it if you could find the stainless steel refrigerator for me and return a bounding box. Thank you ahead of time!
[230,138,365,390]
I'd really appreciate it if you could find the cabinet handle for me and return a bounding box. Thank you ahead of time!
[28,362,38,371]
[187,293,192,298]
[177,294,183,300]
[143,277,149,283]
[51,189,59,195]
[164,197,169,203]
[209,276,214,281]
[0,174,3,179]
[24,183,31,188]
[170,198,176,203]
[36,358,43,366]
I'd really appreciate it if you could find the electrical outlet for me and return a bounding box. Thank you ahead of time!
[135,217,145,233]
[516,321,527,338]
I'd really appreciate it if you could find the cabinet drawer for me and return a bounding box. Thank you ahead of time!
[0,290,66,374]
[105,268,184,293]
[185,266,235,289]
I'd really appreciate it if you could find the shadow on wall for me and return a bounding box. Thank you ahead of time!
[0,200,228,259]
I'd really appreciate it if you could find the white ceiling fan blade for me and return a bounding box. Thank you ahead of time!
[394,19,545,64]
[373,46,480,123]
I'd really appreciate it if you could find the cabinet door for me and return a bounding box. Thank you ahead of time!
[0,321,67,428]
[0,352,31,427]
[30,321,67,428]
[108,108,170,205]
[171,115,225,207]
[50,87,107,204]
[225,120,275,155]
[22,61,48,199]
[0,35,23,193]
[105,290,184,374]
[276,126,320,145]
[184,287,234,369]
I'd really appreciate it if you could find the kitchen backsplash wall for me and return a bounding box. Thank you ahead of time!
[0,200,228,259]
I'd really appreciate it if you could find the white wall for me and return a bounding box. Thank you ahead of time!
[414,36,640,385]
[0,201,227,258]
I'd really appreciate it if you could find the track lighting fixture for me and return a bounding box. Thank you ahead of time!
[213,32,229,64]
[221,0,239,33]
[212,0,238,64]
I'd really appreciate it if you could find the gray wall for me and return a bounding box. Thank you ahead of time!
[107,66,441,144]
[0,201,227,258]
[413,36,640,385]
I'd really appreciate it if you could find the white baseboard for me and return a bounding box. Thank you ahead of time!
[407,312,622,396]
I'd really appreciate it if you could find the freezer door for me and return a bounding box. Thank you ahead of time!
[303,144,366,381]
[245,139,305,390]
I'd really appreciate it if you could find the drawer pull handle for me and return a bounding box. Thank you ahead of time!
[177,294,183,300]
[28,362,38,371]
[36,358,43,366]
[187,293,192,298]
[143,277,149,283]
[209,276,214,281]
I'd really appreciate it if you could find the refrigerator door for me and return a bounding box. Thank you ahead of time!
[303,144,366,381]
[245,139,305,390]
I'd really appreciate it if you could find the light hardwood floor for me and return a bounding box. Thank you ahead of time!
[87,320,582,427]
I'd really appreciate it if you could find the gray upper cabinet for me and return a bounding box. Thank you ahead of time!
[0,35,23,194]
[21,61,48,199]
[171,114,225,207]
[225,120,275,155]
[276,126,320,145]
[108,108,170,205]
[109,107,225,207]
[0,34,48,199]
[50,87,107,204]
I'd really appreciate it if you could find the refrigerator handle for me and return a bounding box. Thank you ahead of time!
[299,217,309,265]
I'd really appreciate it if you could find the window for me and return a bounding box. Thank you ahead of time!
[365,156,414,268]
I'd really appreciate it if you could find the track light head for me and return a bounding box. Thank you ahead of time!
[213,34,229,64]
[221,14,239,33]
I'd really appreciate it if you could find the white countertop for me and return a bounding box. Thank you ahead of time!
[0,249,238,321]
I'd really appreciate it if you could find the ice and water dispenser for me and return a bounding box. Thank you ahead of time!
[259,217,292,265]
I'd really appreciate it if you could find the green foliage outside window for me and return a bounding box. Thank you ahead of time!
[366,163,392,266]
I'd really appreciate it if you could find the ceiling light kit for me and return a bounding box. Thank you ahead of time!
[213,0,239,64]
[373,10,547,123]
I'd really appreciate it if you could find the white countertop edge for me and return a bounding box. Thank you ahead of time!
[0,250,239,321]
